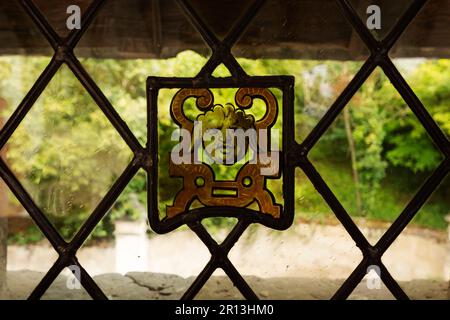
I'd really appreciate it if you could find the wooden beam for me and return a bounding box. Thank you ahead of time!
[1,0,449,59]
[347,0,372,60]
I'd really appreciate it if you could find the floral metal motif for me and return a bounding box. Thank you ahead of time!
[167,87,281,219]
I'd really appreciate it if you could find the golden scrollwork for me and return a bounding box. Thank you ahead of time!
[167,87,281,219]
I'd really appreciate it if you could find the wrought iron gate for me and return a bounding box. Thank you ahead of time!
[0,0,448,300]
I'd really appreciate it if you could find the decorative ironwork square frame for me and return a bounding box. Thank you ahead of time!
[147,76,295,234]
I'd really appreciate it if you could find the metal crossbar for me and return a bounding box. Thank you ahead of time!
[183,219,256,300]
[0,0,146,300]
[0,0,447,300]
[299,0,450,300]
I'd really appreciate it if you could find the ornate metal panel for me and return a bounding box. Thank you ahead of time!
[148,79,294,233]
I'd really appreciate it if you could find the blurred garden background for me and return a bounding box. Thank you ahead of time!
[0,51,448,244]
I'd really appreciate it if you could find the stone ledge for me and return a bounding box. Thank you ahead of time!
[1,271,448,300]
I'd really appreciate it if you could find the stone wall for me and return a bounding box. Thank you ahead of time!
[0,97,7,293]
[6,221,449,282]
[0,218,6,294]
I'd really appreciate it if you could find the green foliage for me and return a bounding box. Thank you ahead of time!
[0,53,448,245]
[382,60,449,172]
[351,69,388,214]
[7,224,43,245]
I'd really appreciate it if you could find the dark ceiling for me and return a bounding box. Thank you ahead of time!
[0,0,449,60]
